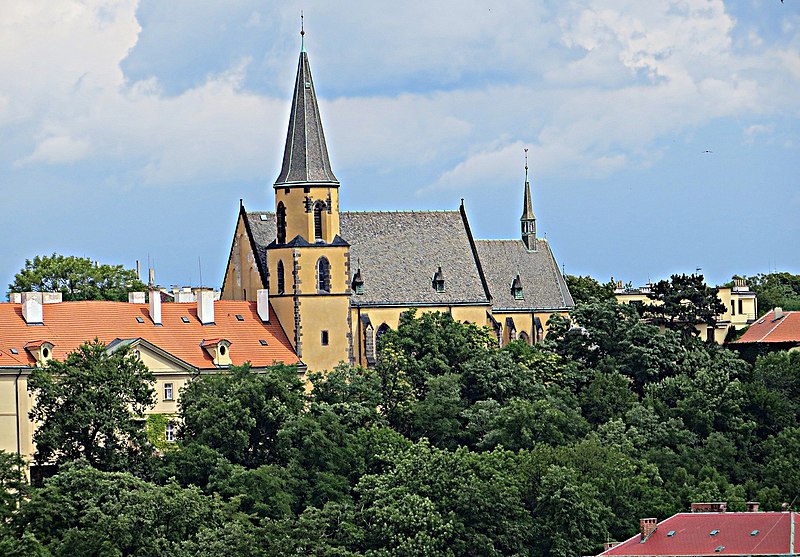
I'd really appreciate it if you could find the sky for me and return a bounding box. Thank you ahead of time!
[1,0,799,293]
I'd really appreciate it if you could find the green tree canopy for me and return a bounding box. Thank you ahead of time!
[643,274,726,336]
[565,274,615,304]
[8,253,146,301]
[27,340,156,472]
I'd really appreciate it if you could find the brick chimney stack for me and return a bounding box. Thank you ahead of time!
[640,518,658,540]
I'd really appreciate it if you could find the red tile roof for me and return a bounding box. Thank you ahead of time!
[0,300,299,370]
[734,310,800,344]
[600,512,800,556]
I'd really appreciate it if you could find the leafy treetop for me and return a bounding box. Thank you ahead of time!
[8,253,146,301]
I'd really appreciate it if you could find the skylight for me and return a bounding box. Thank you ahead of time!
[667,531,676,537]
[715,546,725,552]
[9,348,18,355]
[710,530,720,536]
[751,530,760,536]
[136,317,145,323]
[235,314,244,321]
[181,316,190,323]
[259,339,268,346]
[260,214,268,221]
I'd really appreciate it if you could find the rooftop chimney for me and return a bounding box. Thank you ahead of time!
[21,292,44,325]
[42,292,62,304]
[774,307,784,321]
[9,293,21,303]
[174,287,194,303]
[197,289,215,325]
[640,518,658,540]
[746,501,760,513]
[149,289,161,326]
[148,268,155,287]
[257,289,269,322]
[691,502,727,513]
[128,292,146,304]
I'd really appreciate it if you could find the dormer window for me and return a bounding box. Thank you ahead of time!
[512,274,524,300]
[352,268,364,295]
[25,340,54,365]
[432,266,445,293]
[201,338,232,367]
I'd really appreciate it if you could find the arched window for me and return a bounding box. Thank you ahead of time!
[518,331,531,345]
[276,202,287,244]
[313,201,325,242]
[277,260,285,294]
[375,323,390,347]
[317,257,330,292]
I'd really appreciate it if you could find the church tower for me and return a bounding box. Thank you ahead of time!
[521,150,537,251]
[266,32,352,371]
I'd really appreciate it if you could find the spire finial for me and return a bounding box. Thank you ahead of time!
[300,11,305,52]
[524,148,529,181]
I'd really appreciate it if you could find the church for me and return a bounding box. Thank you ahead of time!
[221,40,574,373]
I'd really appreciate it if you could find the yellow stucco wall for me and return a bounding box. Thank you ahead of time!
[275,185,341,244]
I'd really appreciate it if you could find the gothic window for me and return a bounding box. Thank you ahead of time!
[376,323,390,348]
[518,331,531,345]
[317,257,331,293]
[313,201,325,242]
[277,202,287,244]
[512,275,524,300]
[277,260,285,294]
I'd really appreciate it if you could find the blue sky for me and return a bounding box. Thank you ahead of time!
[2,0,799,293]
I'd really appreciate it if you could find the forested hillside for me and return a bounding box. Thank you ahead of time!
[2,300,799,556]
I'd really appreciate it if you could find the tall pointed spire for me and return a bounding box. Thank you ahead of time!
[521,149,537,251]
[274,30,338,187]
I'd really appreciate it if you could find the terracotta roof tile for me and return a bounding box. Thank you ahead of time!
[0,300,299,370]
[601,512,800,556]
[733,310,800,344]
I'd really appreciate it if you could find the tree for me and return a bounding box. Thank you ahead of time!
[643,274,726,336]
[178,363,305,468]
[742,272,800,316]
[565,274,615,304]
[8,253,146,301]
[28,340,156,472]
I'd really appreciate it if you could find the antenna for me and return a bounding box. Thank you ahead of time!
[198,257,204,289]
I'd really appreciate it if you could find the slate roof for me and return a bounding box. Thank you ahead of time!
[475,239,574,311]
[244,210,490,306]
[600,512,800,556]
[733,310,800,344]
[0,300,299,370]
[274,50,338,186]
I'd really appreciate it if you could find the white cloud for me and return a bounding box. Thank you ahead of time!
[15,135,91,166]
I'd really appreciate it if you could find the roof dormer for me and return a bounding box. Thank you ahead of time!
[432,266,445,293]
[201,338,232,367]
[25,340,54,365]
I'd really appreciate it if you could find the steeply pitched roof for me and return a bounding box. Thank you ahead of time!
[244,210,490,306]
[733,310,800,344]
[600,512,800,556]
[0,300,299,370]
[475,239,574,311]
[521,177,535,221]
[274,50,338,186]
